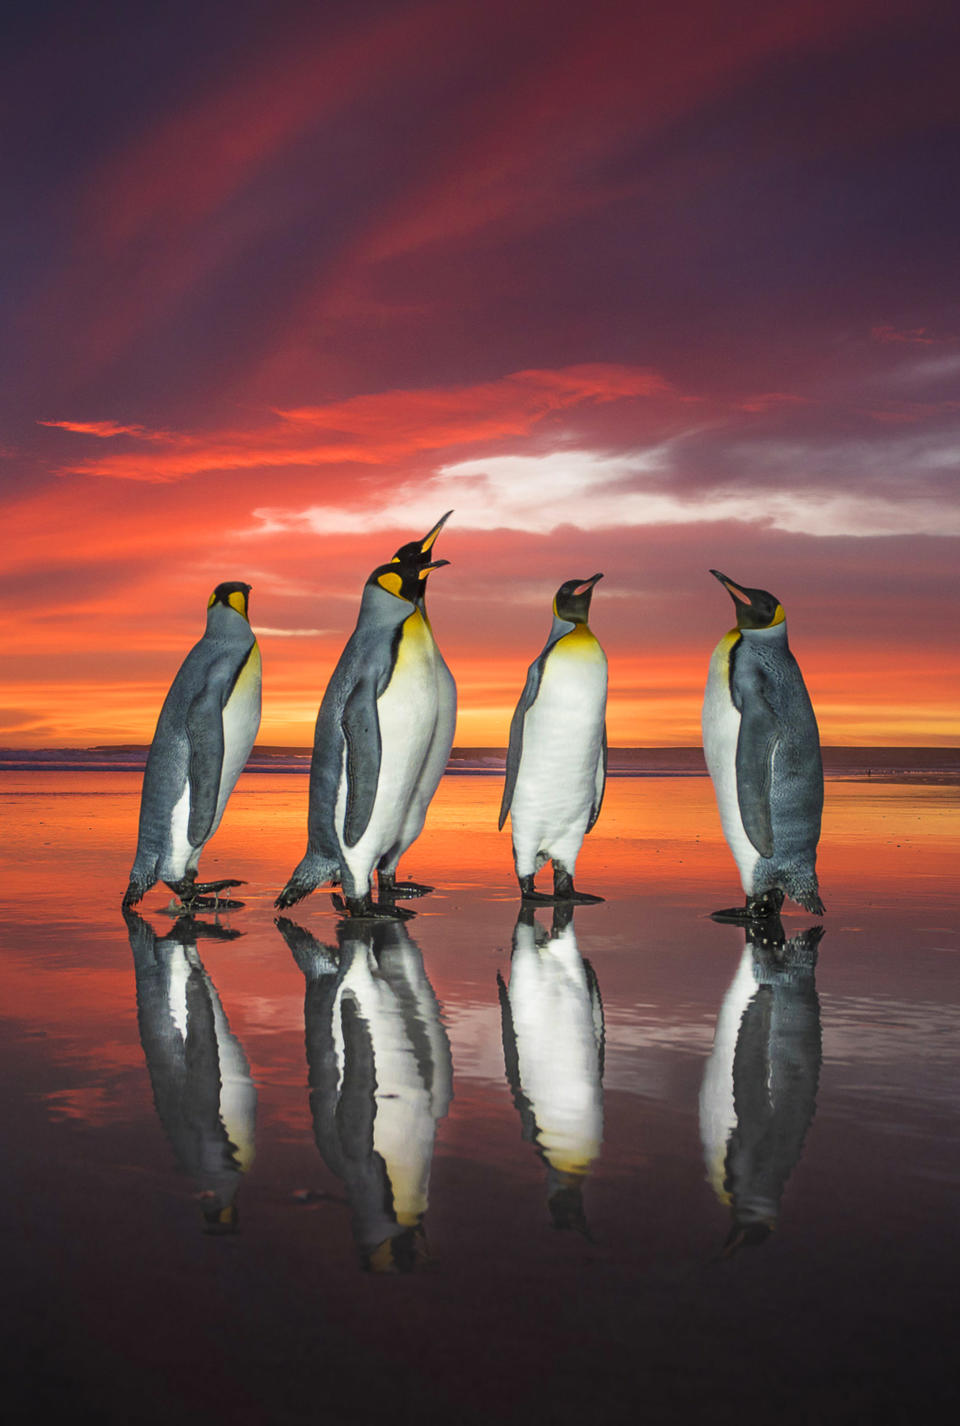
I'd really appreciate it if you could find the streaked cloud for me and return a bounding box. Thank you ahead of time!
[43,364,672,482]
[38,419,168,440]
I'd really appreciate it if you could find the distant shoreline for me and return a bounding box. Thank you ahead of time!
[2,745,959,784]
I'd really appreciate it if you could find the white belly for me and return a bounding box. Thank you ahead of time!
[165,778,195,875]
[511,632,607,865]
[333,949,444,1224]
[698,946,757,1202]
[509,924,603,1174]
[214,643,262,832]
[702,635,758,894]
[339,616,438,894]
[390,641,456,865]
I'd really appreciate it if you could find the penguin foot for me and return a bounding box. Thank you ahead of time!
[331,893,415,921]
[711,889,784,924]
[552,872,604,905]
[518,887,604,906]
[185,894,245,911]
[379,873,434,899]
[519,885,561,905]
[710,906,758,925]
[165,877,245,913]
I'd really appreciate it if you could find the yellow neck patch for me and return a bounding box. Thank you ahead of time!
[558,623,601,657]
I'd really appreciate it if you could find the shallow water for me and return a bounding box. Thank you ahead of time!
[2,771,958,1425]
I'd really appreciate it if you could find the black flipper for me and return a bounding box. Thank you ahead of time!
[586,724,607,833]
[341,677,382,848]
[733,676,778,858]
[499,656,546,830]
[497,970,539,1146]
[186,686,225,847]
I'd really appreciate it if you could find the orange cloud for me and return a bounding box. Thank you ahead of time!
[45,363,671,482]
[871,324,937,345]
[38,419,169,439]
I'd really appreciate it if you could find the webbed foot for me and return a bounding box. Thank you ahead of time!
[331,893,415,921]
[711,888,784,924]
[518,874,603,905]
[378,872,434,899]
[552,871,604,904]
[165,877,245,913]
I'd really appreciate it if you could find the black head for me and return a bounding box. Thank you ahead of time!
[554,573,603,625]
[710,570,784,631]
[392,510,453,568]
[365,559,448,606]
[208,582,252,620]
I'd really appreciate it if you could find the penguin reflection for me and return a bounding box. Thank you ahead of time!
[498,903,604,1233]
[123,908,257,1233]
[699,918,823,1254]
[277,914,452,1272]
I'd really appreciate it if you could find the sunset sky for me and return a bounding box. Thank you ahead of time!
[2,0,958,747]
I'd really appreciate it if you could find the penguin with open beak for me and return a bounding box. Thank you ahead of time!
[375,511,456,902]
[277,542,450,918]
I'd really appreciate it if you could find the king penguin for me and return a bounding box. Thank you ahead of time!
[698,916,823,1255]
[701,570,824,920]
[499,575,607,904]
[376,511,456,901]
[277,912,452,1272]
[124,907,257,1233]
[498,902,604,1233]
[123,582,261,910]
[276,552,449,918]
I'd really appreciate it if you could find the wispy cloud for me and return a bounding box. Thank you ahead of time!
[38,419,170,440]
[43,364,672,482]
[250,445,960,539]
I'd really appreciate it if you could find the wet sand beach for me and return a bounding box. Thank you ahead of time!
[1,764,958,1425]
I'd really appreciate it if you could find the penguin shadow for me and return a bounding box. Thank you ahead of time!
[698,915,824,1258]
[497,902,605,1239]
[275,912,453,1273]
[122,907,257,1234]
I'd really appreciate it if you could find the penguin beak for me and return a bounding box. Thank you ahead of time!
[710,569,751,607]
[419,559,450,580]
[419,510,453,555]
[574,573,603,596]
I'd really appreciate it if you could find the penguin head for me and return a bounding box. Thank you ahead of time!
[710,570,784,631]
[391,510,453,568]
[391,512,453,612]
[365,559,449,611]
[554,573,603,625]
[208,581,252,622]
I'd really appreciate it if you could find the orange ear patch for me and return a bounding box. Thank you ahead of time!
[378,570,404,598]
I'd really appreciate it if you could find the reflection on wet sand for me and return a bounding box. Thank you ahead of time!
[699,916,823,1254]
[498,903,604,1234]
[123,908,257,1233]
[277,914,452,1273]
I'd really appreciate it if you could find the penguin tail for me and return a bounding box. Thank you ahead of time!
[275,851,340,910]
[791,882,825,916]
[275,881,309,910]
[122,877,152,908]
